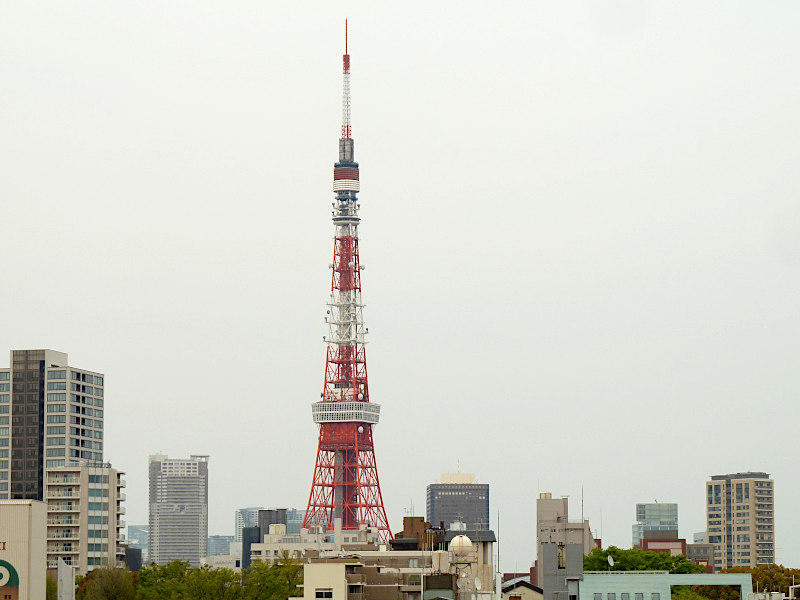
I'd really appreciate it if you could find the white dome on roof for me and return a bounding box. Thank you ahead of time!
[449,534,473,556]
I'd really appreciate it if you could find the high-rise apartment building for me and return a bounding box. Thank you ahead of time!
[426,473,489,530]
[706,472,774,571]
[0,349,105,501]
[234,507,264,542]
[45,460,125,575]
[632,502,678,547]
[149,454,209,567]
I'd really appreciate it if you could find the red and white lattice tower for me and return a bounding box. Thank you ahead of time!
[303,22,392,543]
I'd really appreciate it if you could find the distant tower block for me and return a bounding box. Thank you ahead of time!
[303,22,392,544]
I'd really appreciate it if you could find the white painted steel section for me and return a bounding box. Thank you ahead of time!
[312,401,380,424]
[333,180,360,192]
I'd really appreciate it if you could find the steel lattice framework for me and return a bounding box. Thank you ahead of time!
[303,23,392,544]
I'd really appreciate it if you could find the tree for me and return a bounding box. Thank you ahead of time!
[75,567,135,600]
[135,560,189,600]
[46,575,58,600]
[242,555,303,600]
[693,564,800,600]
[184,565,242,600]
[584,546,705,574]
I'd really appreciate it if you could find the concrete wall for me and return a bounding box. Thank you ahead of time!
[579,573,753,600]
[0,500,47,600]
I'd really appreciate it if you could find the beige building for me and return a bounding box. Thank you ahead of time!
[0,499,47,600]
[706,472,774,571]
[536,493,595,553]
[45,461,126,575]
[299,539,495,600]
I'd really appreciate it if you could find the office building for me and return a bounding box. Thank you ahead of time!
[0,349,105,501]
[149,453,209,567]
[128,524,149,562]
[706,472,774,571]
[535,492,597,587]
[632,502,678,547]
[207,535,234,556]
[0,499,47,600]
[287,508,306,534]
[234,507,264,542]
[426,473,489,530]
[45,460,125,575]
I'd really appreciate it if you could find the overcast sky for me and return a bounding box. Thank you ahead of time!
[2,1,799,572]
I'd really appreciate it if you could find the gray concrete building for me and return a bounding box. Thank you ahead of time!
[0,349,106,501]
[426,473,489,530]
[149,453,209,567]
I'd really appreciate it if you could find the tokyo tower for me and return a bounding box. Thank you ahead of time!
[303,22,392,543]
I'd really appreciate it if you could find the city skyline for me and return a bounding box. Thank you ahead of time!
[1,2,799,572]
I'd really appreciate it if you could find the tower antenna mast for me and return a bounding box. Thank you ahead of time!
[304,21,392,544]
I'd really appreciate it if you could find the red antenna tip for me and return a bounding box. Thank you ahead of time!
[345,19,348,54]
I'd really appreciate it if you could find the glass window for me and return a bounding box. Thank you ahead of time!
[48,371,66,380]
[609,595,617,600]
[652,594,660,600]
[46,448,65,457]
[47,404,66,413]
[0,373,9,381]
[47,393,67,402]
[47,415,66,424]
[636,594,644,600]
[315,591,333,599]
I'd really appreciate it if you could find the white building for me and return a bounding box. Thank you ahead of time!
[149,454,209,567]
[0,349,106,501]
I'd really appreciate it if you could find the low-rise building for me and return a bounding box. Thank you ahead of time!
[578,571,753,600]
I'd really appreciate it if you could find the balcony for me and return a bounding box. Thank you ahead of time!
[48,518,74,526]
[118,478,127,487]
[47,491,79,499]
[49,504,78,512]
[47,560,74,569]
[47,532,77,540]
[117,519,126,529]
[48,476,77,484]
[118,493,126,501]
[47,545,78,554]
[117,506,126,514]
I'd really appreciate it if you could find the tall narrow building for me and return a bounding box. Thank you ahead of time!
[706,472,774,571]
[303,23,392,542]
[0,349,105,501]
[149,454,209,567]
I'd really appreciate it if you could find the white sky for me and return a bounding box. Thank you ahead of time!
[1,1,799,572]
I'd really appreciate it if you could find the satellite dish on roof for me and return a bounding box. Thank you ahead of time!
[608,556,615,567]
[475,578,482,591]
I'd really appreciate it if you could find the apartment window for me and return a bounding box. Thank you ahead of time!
[316,590,333,599]
[652,595,660,600]
[88,502,103,511]
[46,449,65,457]
[47,415,66,424]
[608,594,616,600]
[594,594,602,600]
[0,395,8,403]
[46,460,65,468]
[47,426,65,435]
[47,404,66,413]
[0,384,9,392]
[0,373,8,381]
[635,594,644,600]
[49,371,66,380]
[46,437,66,446]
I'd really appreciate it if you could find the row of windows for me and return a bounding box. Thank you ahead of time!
[47,382,67,391]
[0,394,8,402]
[0,373,9,381]
[0,384,9,392]
[70,372,103,386]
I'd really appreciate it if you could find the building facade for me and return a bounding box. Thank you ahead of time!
[632,502,678,547]
[426,473,489,530]
[234,507,264,542]
[45,461,125,575]
[706,472,774,571]
[0,349,105,501]
[0,499,47,600]
[207,535,234,556]
[149,454,209,567]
